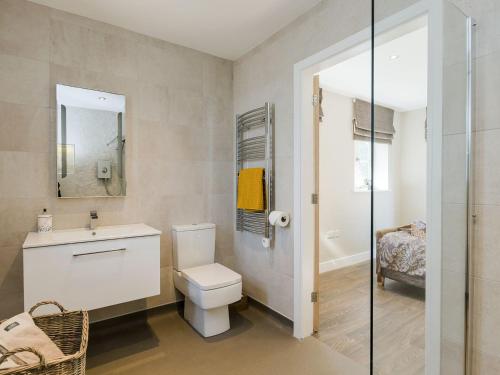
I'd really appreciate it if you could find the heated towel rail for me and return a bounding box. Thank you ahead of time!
[236,103,274,245]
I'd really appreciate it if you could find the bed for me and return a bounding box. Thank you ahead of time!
[376,222,426,289]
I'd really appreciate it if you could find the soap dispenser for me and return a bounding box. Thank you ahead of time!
[37,208,53,233]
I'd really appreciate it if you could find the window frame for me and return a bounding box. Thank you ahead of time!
[353,139,390,192]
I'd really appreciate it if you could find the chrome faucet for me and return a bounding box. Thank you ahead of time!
[90,210,98,230]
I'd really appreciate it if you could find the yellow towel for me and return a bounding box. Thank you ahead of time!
[237,168,266,211]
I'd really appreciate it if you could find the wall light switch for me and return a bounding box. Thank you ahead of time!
[97,160,111,179]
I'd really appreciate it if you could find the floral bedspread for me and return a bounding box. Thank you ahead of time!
[378,231,426,277]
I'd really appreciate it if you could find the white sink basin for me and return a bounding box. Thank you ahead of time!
[23,223,161,249]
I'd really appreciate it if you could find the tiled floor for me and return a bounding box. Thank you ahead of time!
[86,302,365,375]
[315,261,425,375]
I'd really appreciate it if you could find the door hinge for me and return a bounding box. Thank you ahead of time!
[311,291,318,303]
[311,193,318,204]
[312,94,319,106]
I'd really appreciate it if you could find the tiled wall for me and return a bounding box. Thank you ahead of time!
[0,0,234,321]
[453,0,500,372]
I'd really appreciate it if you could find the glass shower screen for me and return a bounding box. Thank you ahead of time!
[371,1,473,374]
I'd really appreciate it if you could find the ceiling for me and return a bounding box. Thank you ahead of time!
[29,0,321,60]
[320,26,428,112]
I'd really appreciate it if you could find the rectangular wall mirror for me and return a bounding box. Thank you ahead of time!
[56,84,126,198]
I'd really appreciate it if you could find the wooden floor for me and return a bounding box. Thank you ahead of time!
[315,261,425,375]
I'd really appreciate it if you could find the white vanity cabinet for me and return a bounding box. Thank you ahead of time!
[23,223,161,312]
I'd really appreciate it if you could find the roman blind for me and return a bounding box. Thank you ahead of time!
[353,99,395,143]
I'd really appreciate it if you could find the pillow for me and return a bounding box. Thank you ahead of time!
[0,312,64,370]
[411,220,426,240]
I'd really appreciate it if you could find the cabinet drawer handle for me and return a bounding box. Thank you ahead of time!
[73,248,127,257]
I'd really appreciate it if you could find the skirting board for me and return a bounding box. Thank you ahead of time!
[319,251,370,273]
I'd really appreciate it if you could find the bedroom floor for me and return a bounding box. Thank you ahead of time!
[315,261,425,375]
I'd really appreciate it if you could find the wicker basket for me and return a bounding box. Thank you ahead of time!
[0,301,88,375]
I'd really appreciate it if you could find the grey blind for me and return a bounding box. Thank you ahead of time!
[353,99,395,143]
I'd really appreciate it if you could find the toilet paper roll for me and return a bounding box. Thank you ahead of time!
[268,211,290,227]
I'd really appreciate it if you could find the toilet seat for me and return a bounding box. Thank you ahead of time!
[173,268,242,310]
[181,263,241,291]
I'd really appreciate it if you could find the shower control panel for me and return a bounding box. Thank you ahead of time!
[97,160,111,179]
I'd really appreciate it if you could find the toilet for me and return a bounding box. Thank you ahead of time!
[172,223,242,337]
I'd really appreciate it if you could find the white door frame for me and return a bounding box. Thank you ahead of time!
[292,1,443,373]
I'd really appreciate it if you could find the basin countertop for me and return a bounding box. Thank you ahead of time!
[23,223,161,249]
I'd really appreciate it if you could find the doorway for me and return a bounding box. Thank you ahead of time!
[312,20,428,373]
[293,1,474,374]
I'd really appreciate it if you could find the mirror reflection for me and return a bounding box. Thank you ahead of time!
[56,84,126,198]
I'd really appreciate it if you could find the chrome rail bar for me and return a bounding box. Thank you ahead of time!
[235,102,274,246]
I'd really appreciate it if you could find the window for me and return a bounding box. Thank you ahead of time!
[354,140,389,191]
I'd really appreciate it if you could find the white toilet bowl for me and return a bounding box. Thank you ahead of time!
[171,223,242,337]
[173,263,242,337]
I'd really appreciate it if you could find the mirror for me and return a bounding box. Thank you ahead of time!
[56,84,126,198]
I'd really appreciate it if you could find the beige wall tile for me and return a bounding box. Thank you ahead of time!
[472,277,500,357]
[475,51,500,132]
[443,133,467,205]
[168,89,204,128]
[135,119,165,159]
[442,269,466,345]
[474,129,500,205]
[441,338,466,375]
[160,232,173,268]
[0,291,24,319]
[207,193,234,227]
[472,204,500,282]
[162,125,209,161]
[274,156,293,211]
[0,54,49,107]
[0,151,50,199]
[103,34,139,79]
[207,162,233,195]
[84,29,107,74]
[208,125,234,162]
[50,19,88,69]
[442,203,467,274]
[0,102,50,153]
[0,246,23,295]
[202,58,233,101]
[443,62,468,135]
[0,0,50,62]
[168,46,203,92]
[472,349,500,374]
[138,84,169,122]
[137,43,171,86]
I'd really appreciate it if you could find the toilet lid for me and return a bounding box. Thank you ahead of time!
[181,263,242,291]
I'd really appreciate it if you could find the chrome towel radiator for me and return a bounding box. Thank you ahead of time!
[236,103,274,245]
